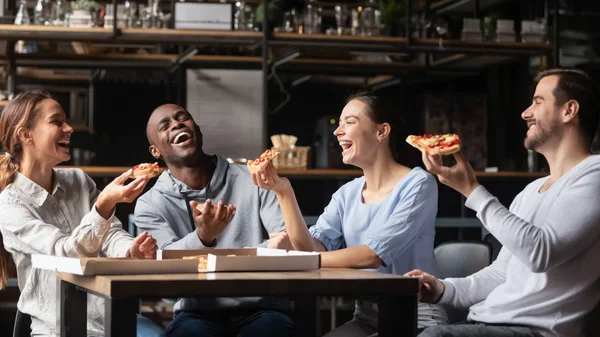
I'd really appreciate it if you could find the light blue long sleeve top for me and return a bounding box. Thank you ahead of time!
[310,166,439,277]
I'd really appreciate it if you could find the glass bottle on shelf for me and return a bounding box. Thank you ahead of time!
[51,0,67,26]
[334,5,348,35]
[15,0,31,25]
[350,8,360,36]
[34,0,52,25]
[234,1,254,31]
[303,0,321,34]
[282,9,297,33]
[149,0,162,28]
[360,0,379,36]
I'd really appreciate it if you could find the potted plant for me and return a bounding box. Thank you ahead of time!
[70,0,96,16]
[379,0,406,37]
[255,1,283,31]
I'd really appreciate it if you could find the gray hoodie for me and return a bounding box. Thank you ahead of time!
[134,154,287,313]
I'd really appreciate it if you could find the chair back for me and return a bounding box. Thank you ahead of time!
[483,234,502,262]
[584,299,600,337]
[13,309,32,337]
[434,241,492,323]
[435,241,492,279]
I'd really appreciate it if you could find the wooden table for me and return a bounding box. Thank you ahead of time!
[57,268,418,337]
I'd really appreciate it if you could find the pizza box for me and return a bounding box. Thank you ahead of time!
[158,247,321,272]
[31,248,320,276]
[31,254,201,276]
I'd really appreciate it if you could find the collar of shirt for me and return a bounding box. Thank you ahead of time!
[13,171,65,207]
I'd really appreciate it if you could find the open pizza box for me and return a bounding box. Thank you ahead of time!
[158,247,321,272]
[31,248,320,276]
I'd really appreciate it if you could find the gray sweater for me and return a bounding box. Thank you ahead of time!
[441,155,600,337]
[134,154,287,313]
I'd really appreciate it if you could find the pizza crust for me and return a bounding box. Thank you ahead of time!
[247,149,280,173]
[405,136,425,151]
[429,143,460,155]
[182,254,238,271]
[196,202,220,215]
[131,162,163,178]
[182,255,208,271]
[247,159,268,173]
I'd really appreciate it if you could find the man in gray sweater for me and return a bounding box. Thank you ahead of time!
[408,68,600,337]
[134,104,294,337]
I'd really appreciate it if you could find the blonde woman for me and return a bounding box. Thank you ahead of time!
[0,90,164,337]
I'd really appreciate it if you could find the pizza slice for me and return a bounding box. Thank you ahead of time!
[196,202,220,215]
[247,149,280,173]
[182,254,208,271]
[131,162,163,178]
[406,134,461,155]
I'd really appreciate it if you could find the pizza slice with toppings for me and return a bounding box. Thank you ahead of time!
[247,149,280,173]
[131,162,163,178]
[406,134,461,155]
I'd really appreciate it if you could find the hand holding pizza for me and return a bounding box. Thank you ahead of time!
[96,169,150,219]
[251,162,291,194]
[128,231,158,259]
[190,199,236,246]
[421,151,480,198]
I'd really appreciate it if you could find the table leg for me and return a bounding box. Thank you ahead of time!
[58,279,87,337]
[104,298,138,337]
[378,295,417,337]
[292,296,319,337]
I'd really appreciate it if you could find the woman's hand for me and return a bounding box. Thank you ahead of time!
[128,231,157,259]
[267,232,295,250]
[251,162,291,194]
[96,169,150,219]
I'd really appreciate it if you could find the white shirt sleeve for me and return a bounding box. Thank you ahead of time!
[0,202,113,257]
[439,246,511,309]
[465,171,600,273]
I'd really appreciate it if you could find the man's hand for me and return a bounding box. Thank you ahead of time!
[421,151,480,198]
[190,199,236,246]
[267,232,294,250]
[128,231,157,259]
[404,269,446,303]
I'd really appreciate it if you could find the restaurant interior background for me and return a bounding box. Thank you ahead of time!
[1,0,600,334]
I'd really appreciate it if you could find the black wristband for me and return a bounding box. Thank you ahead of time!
[203,238,217,247]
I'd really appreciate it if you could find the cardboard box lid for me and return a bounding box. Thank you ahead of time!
[32,248,321,276]
[32,254,201,276]
[159,247,321,272]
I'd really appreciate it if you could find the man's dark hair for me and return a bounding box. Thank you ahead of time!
[535,68,600,148]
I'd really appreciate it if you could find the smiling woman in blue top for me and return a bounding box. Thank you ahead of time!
[252,92,448,335]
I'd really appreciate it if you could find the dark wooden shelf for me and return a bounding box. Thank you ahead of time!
[0,52,531,77]
[58,166,547,179]
[0,25,262,45]
[119,28,262,45]
[409,38,553,55]
[0,25,552,57]
[3,53,432,75]
[270,32,552,56]
[270,33,405,53]
[0,25,113,41]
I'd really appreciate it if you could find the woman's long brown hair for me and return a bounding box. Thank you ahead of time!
[0,90,53,289]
